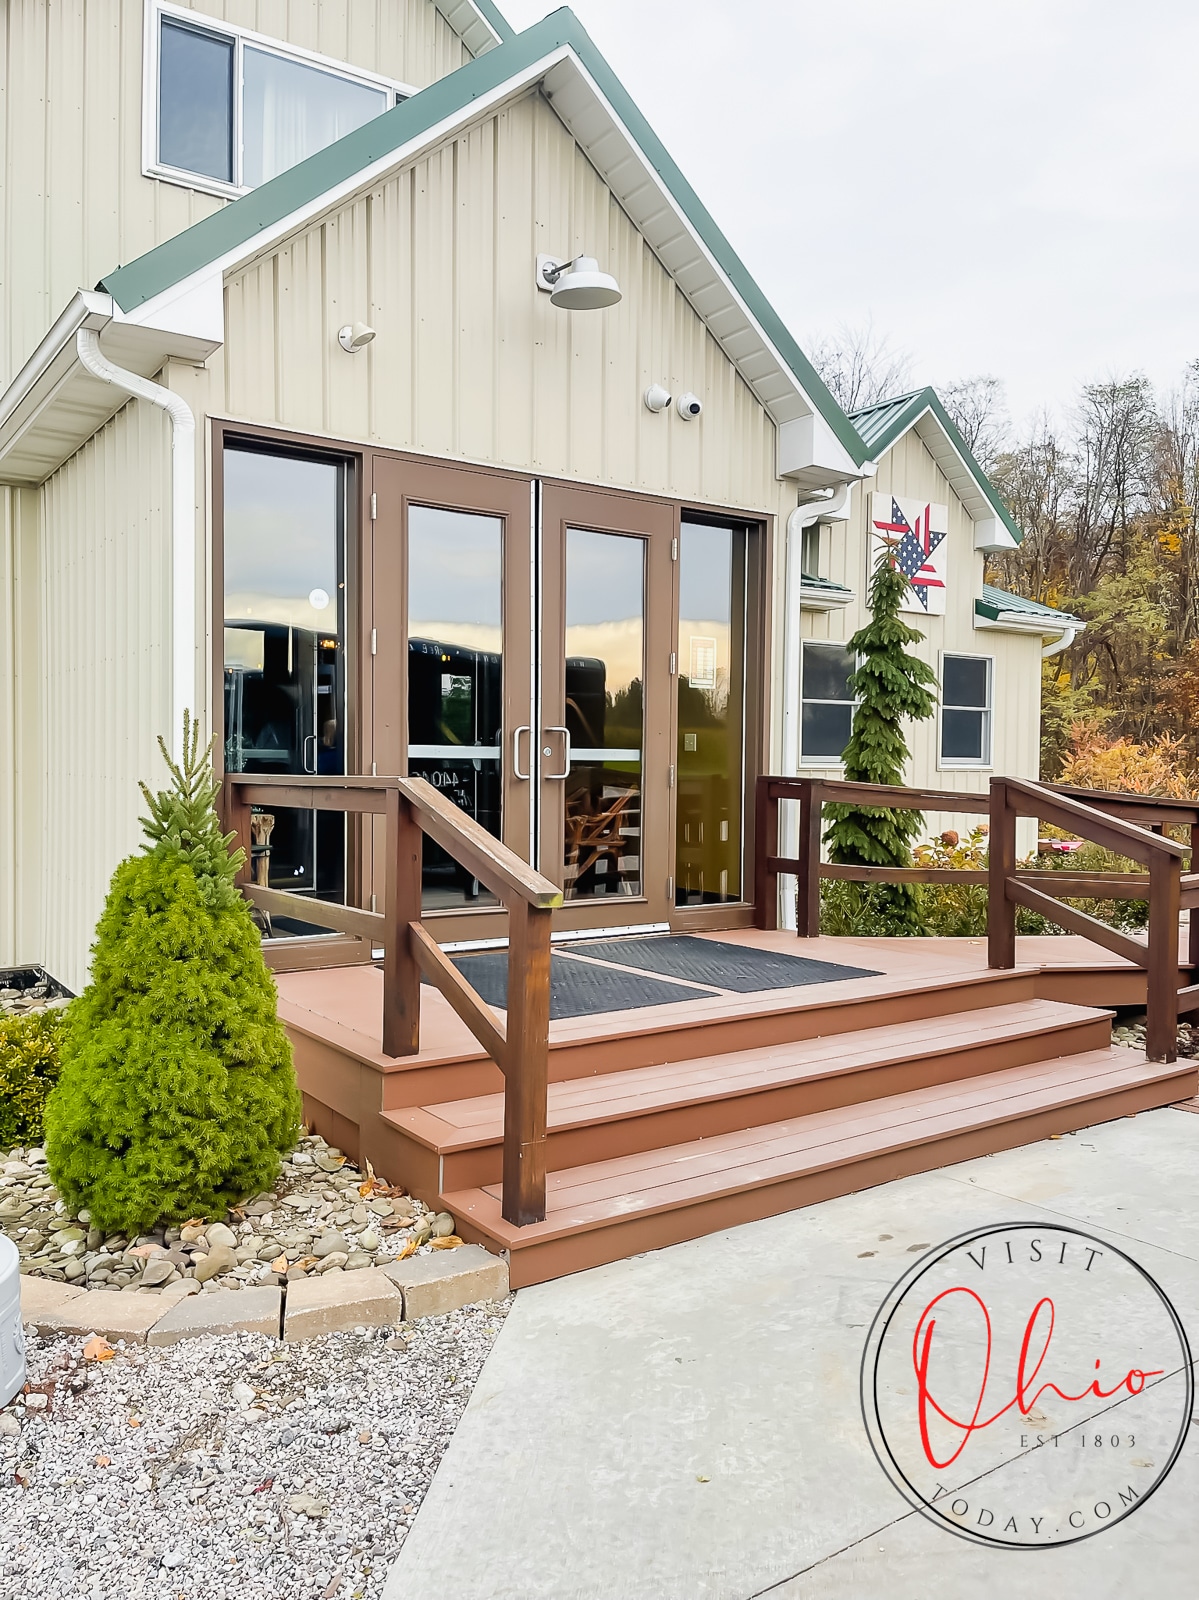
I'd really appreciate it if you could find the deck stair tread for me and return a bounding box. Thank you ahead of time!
[443,1047,1191,1247]
[381,998,1107,1152]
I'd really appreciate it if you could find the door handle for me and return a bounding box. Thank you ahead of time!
[513,725,531,781]
[302,733,317,774]
[544,726,572,780]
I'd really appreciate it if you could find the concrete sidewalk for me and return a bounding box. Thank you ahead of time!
[384,1108,1199,1600]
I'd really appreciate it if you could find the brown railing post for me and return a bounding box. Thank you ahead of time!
[1190,822,1199,975]
[796,779,821,937]
[1146,853,1180,1064]
[753,778,779,931]
[224,777,252,887]
[501,901,551,1225]
[382,789,423,1058]
[987,778,1017,969]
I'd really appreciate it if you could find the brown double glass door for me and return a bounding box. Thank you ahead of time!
[370,458,676,940]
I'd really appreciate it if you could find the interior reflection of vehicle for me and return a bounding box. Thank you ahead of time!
[223,618,344,907]
[408,636,502,900]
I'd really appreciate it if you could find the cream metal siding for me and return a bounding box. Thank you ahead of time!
[0,0,471,385]
[29,398,173,992]
[218,89,786,517]
[800,428,1042,843]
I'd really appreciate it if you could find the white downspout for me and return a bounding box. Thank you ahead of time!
[76,329,196,761]
[1041,622,1081,659]
[779,480,851,928]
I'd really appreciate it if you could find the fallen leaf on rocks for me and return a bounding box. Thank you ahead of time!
[126,1243,163,1258]
[83,1336,114,1363]
[94,1455,111,1467]
[430,1235,463,1250]
[288,1493,330,1519]
[696,1475,710,1483]
[13,1468,32,1488]
[252,1477,274,1493]
[321,1573,344,1599]
[357,1431,371,1444]
[270,1255,288,1274]
[293,1255,318,1273]
[395,1238,418,1261]
[128,1416,142,1428]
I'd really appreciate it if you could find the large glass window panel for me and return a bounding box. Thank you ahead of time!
[676,522,746,906]
[243,47,388,187]
[223,448,346,921]
[564,529,644,900]
[159,19,234,183]
[407,507,503,909]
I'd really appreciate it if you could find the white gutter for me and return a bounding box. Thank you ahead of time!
[1041,622,1082,659]
[778,481,852,930]
[76,329,195,761]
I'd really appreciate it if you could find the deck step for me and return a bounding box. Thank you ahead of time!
[443,1048,1197,1287]
[378,999,1113,1192]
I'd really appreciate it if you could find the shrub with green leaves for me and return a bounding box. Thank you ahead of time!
[0,1009,65,1149]
[43,713,300,1233]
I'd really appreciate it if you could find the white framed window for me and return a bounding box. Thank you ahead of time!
[143,2,415,198]
[801,641,856,765]
[940,653,993,767]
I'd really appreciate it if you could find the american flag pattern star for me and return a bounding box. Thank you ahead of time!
[870,493,949,614]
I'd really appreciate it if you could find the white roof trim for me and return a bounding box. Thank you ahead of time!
[121,43,859,483]
[435,2,505,57]
[894,405,1019,552]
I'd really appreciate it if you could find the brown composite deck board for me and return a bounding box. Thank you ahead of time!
[453,1050,1180,1234]
[385,1000,1105,1149]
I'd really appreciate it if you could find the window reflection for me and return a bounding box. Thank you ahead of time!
[676,522,746,905]
[564,529,644,899]
[223,448,346,922]
[407,507,504,909]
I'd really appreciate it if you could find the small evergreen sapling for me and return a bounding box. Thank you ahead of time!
[44,713,300,1233]
[822,545,938,927]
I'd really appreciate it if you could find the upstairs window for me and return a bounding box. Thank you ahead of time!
[150,5,410,195]
[801,642,856,764]
[940,654,993,766]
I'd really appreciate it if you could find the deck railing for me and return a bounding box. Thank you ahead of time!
[224,772,562,1226]
[755,774,1199,1064]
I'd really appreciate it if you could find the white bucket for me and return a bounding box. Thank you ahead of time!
[0,1235,25,1406]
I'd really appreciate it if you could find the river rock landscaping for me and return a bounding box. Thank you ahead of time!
[0,1299,508,1600]
[2,1132,460,1294]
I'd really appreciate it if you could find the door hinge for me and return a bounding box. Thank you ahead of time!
[370,893,377,913]
[371,627,377,655]
[669,651,677,675]
[370,492,377,520]
[668,764,676,788]
[671,537,678,561]
[667,875,674,898]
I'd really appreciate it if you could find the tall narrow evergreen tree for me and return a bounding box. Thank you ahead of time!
[44,714,300,1233]
[822,544,938,926]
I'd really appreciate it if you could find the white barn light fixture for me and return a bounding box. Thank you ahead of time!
[338,321,376,353]
[535,253,622,309]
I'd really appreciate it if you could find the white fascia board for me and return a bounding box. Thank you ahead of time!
[777,413,860,486]
[799,583,855,611]
[898,409,1018,552]
[113,264,224,348]
[974,611,1080,637]
[973,516,1019,553]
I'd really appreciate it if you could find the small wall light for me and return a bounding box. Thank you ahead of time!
[338,321,376,353]
[535,253,622,310]
[644,384,672,413]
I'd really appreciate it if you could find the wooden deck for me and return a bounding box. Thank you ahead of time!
[275,930,1197,1287]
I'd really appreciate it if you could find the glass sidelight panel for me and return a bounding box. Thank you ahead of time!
[675,522,746,905]
[407,506,503,909]
[223,447,346,920]
[563,528,644,899]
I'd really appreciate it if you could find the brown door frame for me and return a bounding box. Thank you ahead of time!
[210,418,772,940]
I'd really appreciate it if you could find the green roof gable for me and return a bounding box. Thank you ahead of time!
[100,8,864,466]
[976,585,1081,626]
[849,387,1023,546]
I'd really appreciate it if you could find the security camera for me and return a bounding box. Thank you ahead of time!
[644,384,672,413]
[676,392,702,420]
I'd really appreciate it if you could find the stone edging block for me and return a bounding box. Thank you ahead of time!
[20,1243,509,1345]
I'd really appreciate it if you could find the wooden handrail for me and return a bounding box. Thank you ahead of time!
[754,771,1186,1065]
[224,770,560,1226]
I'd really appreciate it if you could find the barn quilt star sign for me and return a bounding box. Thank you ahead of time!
[869,493,949,615]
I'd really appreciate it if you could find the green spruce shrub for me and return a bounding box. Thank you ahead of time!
[0,1009,65,1149]
[43,714,300,1233]
[821,545,938,929]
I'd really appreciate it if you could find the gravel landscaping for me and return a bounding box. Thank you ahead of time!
[0,1300,509,1600]
[1,1133,466,1298]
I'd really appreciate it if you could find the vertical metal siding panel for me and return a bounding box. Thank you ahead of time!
[411,146,455,454]
[493,105,535,472]
[530,97,571,476]
[325,198,371,441]
[7,2,49,383]
[274,232,322,433]
[285,0,321,56]
[367,174,412,448]
[47,1,86,335]
[455,124,497,462]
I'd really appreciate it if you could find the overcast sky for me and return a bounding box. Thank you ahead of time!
[502,0,1199,434]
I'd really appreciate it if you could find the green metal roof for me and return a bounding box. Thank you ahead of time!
[99,8,864,465]
[799,573,853,594]
[849,386,1023,546]
[976,584,1081,626]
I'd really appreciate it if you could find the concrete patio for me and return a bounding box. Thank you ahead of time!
[384,1103,1199,1599]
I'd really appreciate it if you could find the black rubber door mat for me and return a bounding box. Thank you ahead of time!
[557,935,881,992]
[422,950,719,1020]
